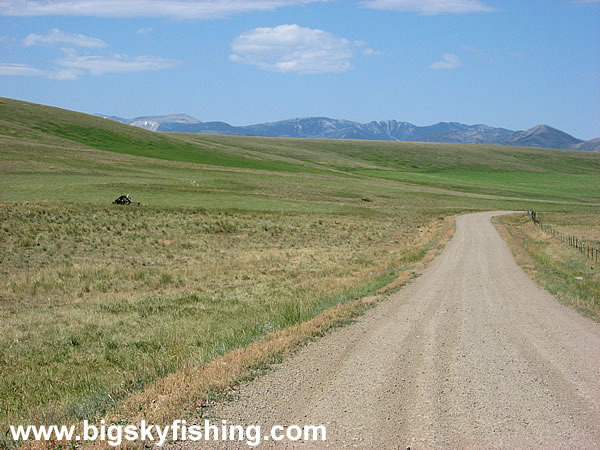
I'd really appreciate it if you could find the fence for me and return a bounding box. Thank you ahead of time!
[527,210,599,263]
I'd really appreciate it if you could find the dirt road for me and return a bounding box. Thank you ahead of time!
[197,211,600,448]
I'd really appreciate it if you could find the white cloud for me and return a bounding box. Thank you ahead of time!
[429,53,461,69]
[23,28,107,48]
[230,24,357,74]
[353,40,382,56]
[0,0,327,19]
[2,22,180,80]
[136,27,153,35]
[55,51,181,76]
[363,47,383,56]
[0,51,181,79]
[0,63,46,76]
[360,0,497,14]
[461,45,485,57]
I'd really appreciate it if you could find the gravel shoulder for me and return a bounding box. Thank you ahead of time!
[176,211,600,448]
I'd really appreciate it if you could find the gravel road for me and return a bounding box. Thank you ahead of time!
[183,211,600,448]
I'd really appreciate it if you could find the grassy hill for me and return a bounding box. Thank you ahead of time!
[1,96,599,447]
[3,96,600,208]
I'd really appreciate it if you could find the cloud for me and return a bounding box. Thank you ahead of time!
[0,51,181,79]
[461,45,486,57]
[136,27,153,35]
[353,40,382,56]
[363,47,383,56]
[55,50,181,77]
[360,0,497,14]
[462,44,495,63]
[23,28,107,48]
[429,53,461,69]
[0,63,47,76]
[0,0,327,19]
[2,25,180,80]
[230,24,357,74]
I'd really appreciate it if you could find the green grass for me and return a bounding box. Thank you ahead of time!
[356,169,600,203]
[3,96,600,210]
[1,96,600,447]
[182,133,600,174]
[0,97,327,175]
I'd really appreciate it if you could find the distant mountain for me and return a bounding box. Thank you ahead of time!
[507,124,584,149]
[153,117,517,144]
[574,138,600,152]
[98,114,600,151]
[96,113,199,131]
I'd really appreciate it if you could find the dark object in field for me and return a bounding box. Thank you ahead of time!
[112,194,140,206]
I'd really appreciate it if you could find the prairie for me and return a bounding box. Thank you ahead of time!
[1,97,599,446]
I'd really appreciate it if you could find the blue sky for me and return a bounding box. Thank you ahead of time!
[0,0,599,139]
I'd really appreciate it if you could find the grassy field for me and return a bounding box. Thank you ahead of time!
[1,97,600,447]
[495,213,600,320]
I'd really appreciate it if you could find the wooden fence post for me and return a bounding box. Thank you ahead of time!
[525,208,597,263]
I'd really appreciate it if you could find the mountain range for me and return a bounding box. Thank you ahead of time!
[97,114,600,152]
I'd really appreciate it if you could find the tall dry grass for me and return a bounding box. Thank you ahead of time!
[1,202,447,447]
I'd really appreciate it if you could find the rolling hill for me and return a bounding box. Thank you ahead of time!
[3,96,600,208]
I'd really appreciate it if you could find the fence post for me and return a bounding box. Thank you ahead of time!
[525,208,597,263]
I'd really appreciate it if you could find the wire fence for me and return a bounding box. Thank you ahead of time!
[527,210,599,263]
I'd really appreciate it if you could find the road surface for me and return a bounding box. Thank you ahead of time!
[190,211,600,448]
